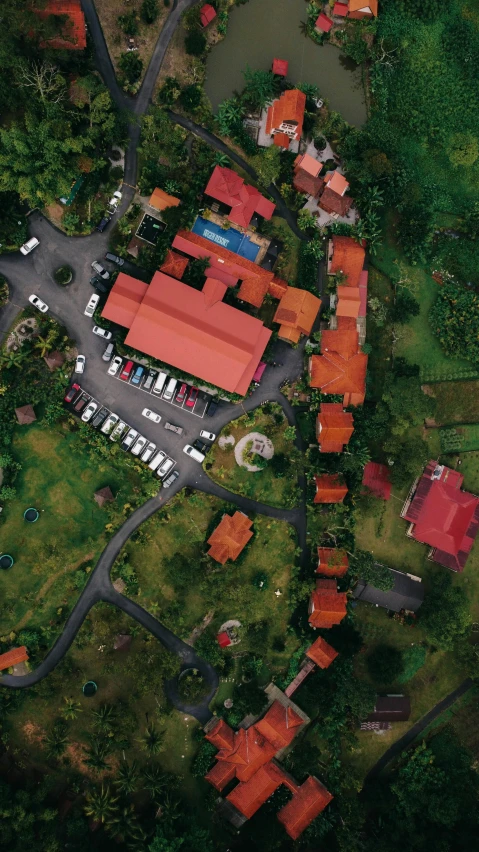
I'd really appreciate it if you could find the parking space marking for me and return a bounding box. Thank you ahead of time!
[110,368,211,419]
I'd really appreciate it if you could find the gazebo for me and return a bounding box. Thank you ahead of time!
[43,350,65,371]
[15,404,36,425]
[94,486,114,507]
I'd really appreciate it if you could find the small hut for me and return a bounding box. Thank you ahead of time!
[44,350,66,371]
[15,404,36,425]
[113,633,132,652]
[94,486,114,507]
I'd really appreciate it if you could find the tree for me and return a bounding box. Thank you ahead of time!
[390,289,420,324]
[382,374,435,435]
[184,29,207,56]
[242,66,277,111]
[92,703,116,732]
[141,0,159,24]
[447,132,479,168]
[118,12,140,36]
[216,98,244,135]
[16,61,66,104]
[84,784,119,825]
[83,736,112,772]
[61,697,82,720]
[140,722,164,756]
[118,51,143,85]
[251,146,281,188]
[142,763,169,799]
[297,208,318,232]
[179,84,202,112]
[367,644,404,684]
[62,211,79,236]
[116,759,139,794]
[419,574,471,649]
[44,721,68,758]
[350,549,394,591]
[430,282,479,364]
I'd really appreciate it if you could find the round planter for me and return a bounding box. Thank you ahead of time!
[177,668,209,703]
[82,681,98,697]
[24,507,39,523]
[53,265,73,287]
[0,554,14,570]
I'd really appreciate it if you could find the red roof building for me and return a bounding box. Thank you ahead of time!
[401,461,479,572]
[309,316,368,406]
[333,1,349,15]
[314,474,348,504]
[200,3,217,26]
[207,512,253,563]
[159,249,189,280]
[328,236,366,289]
[35,0,86,50]
[217,631,232,648]
[336,285,361,318]
[309,579,348,628]
[272,58,289,77]
[362,461,392,501]
[102,271,271,397]
[149,187,181,211]
[0,646,29,671]
[265,90,306,150]
[317,547,349,578]
[277,776,334,840]
[293,153,324,197]
[319,172,353,217]
[273,287,321,344]
[348,0,378,18]
[305,636,338,669]
[317,402,354,453]
[204,166,275,229]
[315,12,333,32]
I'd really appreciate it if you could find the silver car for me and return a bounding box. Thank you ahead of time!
[141,442,157,463]
[131,435,148,457]
[81,401,98,423]
[101,413,119,435]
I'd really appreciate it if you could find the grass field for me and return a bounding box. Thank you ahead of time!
[425,380,479,425]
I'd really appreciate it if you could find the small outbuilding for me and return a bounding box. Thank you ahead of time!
[200,4,217,27]
[94,486,114,507]
[362,461,392,500]
[113,633,132,651]
[43,350,65,371]
[0,646,29,671]
[15,404,36,425]
[315,12,333,33]
[365,695,411,723]
[313,474,348,504]
[272,58,289,77]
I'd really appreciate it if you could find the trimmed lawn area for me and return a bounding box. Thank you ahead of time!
[425,380,479,425]
[205,404,300,508]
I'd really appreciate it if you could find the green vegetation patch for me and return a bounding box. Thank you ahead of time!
[426,380,479,424]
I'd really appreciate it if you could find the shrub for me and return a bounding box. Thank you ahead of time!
[390,290,420,324]
[53,265,73,286]
[118,12,139,35]
[179,84,202,111]
[0,275,9,307]
[110,165,124,181]
[141,0,159,24]
[185,29,207,56]
[119,52,143,84]
[367,644,404,685]
[178,669,209,702]
[397,645,427,683]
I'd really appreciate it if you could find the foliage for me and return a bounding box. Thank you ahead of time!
[179,84,202,112]
[251,146,281,188]
[397,644,427,683]
[430,282,479,364]
[367,644,405,684]
[185,29,207,56]
[191,740,217,778]
[241,66,278,111]
[349,549,394,591]
[118,51,143,85]
[118,11,139,36]
[419,573,471,649]
[297,239,323,293]
[53,264,73,286]
[178,669,209,702]
[141,0,160,24]
[382,373,435,435]
[390,290,420,324]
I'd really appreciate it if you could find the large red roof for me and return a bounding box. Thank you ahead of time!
[36,0,86,50]
[309,579,348,628]
[305,636,338,669]
[255,701,303,750]
[317,402,354,452]
[0,646,29,671]
[403,461,479,571]
[205,166,275,228]
[317,547,349,577]
[207,511,253,563]
[362,461,392,500]
[102,272,271,396]
[329,236,365,289]
[228,761,288,818]
[266,90,306,148]
[314,474,348,504]
[277,776,333,840]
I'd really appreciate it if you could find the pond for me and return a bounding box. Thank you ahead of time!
[204,0,367,126]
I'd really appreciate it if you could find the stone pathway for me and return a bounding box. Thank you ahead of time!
[235,432,274,472]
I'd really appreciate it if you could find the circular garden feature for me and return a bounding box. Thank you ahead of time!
[24,507,39,523]
[54,265,73,286]
[82,681,98,697]
[0,554,14,570]
[177,668,210,703]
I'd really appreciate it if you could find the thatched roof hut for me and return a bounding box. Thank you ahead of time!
[94,486,114,507]
[15,404,36,425]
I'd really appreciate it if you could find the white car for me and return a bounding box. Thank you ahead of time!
[183,444,205,463]
[75,355,85,374]
[91,261,110,280]
[107,190,122,213]
[131,435,148,457]
[200,430,216,441]
[141,442,157,463]
[110,420,127,442]
[28,294,48,313]
[20,237,40,256]
[108,355,123,377]
[157,457,175,479]
[148,450,167,471]
[101,413,119,435]
[84,294,99,317]
[92,325,112,340]
[142,407,161,424]
[81,401,98,422]
[121,428,138,451]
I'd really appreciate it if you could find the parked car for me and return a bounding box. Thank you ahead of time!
[152,371,168,397]
[110,420,127,442]
[102,343,114,362]
[206,398,219,417]
[81,401,98,423]
[200,430,216,441]
[185,386,198,409]
[148,450,167,472]
[108,355,123,376]
[84,294,99,317]
[193,438,209,454]
[162,377,177,401]
[157,457,175,479]
[91,261,110,280]
[183,444,205,463]
[107,190,122,214]
[164,422,183,436]
[101,413,119,435]
[142,408,161,424]
[141,442,157,463]
[121,428,138,451]
[96,215,111,233]
[92,325,112,340]
[131,435,148,457]
[175,383,188,405]
[75,355,86,374]
[91,407,109,429]
[105,252,125,266]
[163,469,179,488]
[130,365,145,386]
[64,383,81,404]
[20,237,40,256]
[74,392,90,413]
[90,276,108,294]
[141,369,157,392]
[119,360,134,381]
[28,294,48,313]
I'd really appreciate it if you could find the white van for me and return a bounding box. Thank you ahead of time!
[20,237,40,256]
[148,450,167,472]
[152,371,168,396]
[183,444,205,463]
[163,377,177,402]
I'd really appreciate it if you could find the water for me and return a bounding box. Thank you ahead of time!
[192,216,260,261]
[204,0,367,127]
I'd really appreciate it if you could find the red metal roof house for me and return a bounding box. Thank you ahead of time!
[204,166,275,228]
[314,473,348,504]
[315,12,333,33]
[200,3,217,27]
[363,461,392,500]
[309,579,348,628]
[317,547,349,578]
[272,58,289,77]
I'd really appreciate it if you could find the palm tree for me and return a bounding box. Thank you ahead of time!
[44,724,68,758]
[84,784,119,825]
[0,349,27,370]
[214,152,230,167]
[92,703,116,731]
[61,697,82,720]
[299,20,309,37]
[116,759,139,795]
[34,334,54,357]
[83,736,111,772]
[106,803,144,845]
[142,763,168,799]
[139,722,164,757]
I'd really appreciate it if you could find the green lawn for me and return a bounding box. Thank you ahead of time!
[365,267,394,400]
[426,380,479,425]
[205,405,300,508]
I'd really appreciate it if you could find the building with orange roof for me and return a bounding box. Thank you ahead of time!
[315,12,333,32]
[228,761,288,818]
[348,0,378,18]
[313,474,348,504]
[159,249,189,280]
[204,166,275,229]
[272,58,289,76]
[0,646,29,671]
[336,285,361,318]
[317,547,349,577]
[268,277,289,300]
[265,90,306,150]
[102,272,271,397]
[35,0,86,50]
[277,776,334,840]
[309,316,368,405]
[207,512,253,563]
[317,402,354,452]
[255,702,303,750]
[305,636,339,669]
[318,172,353,217]
[309,579,348,628]
[293,154,324,197]
[149,187,181,212]
[273,287,321,344]
[327,235,366,289]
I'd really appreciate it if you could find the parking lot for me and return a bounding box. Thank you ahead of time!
[109,358,217,419]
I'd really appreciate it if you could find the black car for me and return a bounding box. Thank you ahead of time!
[96,215,111,233]
[141,369,157,392]
[206,398,219,417]
[91,406,110,429]
[105,252,125,266]
[90,276,109,294]
[193,438,209,454]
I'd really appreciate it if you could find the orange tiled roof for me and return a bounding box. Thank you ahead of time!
[273,132,292,149]
[206,718,235,750]
[317,402,354,453]
[36,0,86,49]
[306,636,338,669]
[227,761,286,818]
[218,726,276,783]
[319,187,353,216]
[324,171,349,196]
[310,349,367,406]
[149,187,181,211]
[266,90,306,146]
[329,236,365,288]
[308,579,348,628]
[277,776,334,840]
[268,276,289,300]
[238,276,270,308]
[207,511,253,563]
[321,315,360,359]
[314,474,348,504]
[278,325,302,343]
[255,701,304,750]
[0,646,29,671]
[336,285,361,318]
[159,249,189,280]
[317,547,349,577]
[294,153,323,177]
[205,759,237,790]
[273,287,321,339]
[349,0,378,15]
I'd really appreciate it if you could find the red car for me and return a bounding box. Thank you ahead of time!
[120,360,134,381]
[64,383,81,403]
[175,382,188,404]
[186,386,198,408]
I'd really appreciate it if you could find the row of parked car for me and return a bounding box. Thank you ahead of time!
[63,383,179,486]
